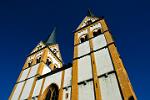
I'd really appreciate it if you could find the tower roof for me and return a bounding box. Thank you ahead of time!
[45,27,57,45]
[87,9,94,17]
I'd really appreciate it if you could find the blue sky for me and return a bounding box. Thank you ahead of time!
[0,0,149,99]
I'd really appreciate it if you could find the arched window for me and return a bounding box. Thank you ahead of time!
[86,20,92,25]
[46,58,52,66]
[28,60,32,67]
[93,29,102,37]
[45,84,59,100]
[28,62,32,67]
[36,56,41,64]
[80,34,88,43]
[28,59,33,67]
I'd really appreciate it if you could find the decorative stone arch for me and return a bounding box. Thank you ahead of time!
[28,59,33,67]
[79,34,89,43]
[36,56,41,64]
[93,28,102,37]
[41,83,59,100]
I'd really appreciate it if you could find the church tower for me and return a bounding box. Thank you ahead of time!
[9,28,63,100]
[9,10,136,100]
[71,10,137,100]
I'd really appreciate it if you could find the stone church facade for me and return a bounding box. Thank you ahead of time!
[9,11,137,100]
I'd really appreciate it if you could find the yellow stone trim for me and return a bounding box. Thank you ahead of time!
[71,32,78,100]
[28,77,37,100]
[40,86,50,100]
[100,19,137,100]
[22,61,28,70]
[88,27,102,100]
[40,83,60,100]
[38,78,45,100]
[9,61,27,100]
[37,48,49,75]
[18,66,32,99]
[32,54,37,65]
[49,63,55,70]
[58,70,65,100]
[28,48,49,99]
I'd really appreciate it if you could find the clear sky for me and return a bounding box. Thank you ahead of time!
[0,0,149,99]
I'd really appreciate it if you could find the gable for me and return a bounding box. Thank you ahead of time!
[48,44,63,61]
[30,41,46,54]
[76,16,99,30]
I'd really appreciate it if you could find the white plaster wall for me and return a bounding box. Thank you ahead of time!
[20,77,35,99]
[42,71,62,94]
[42,65,51,75]
[78,55,92,82]
[63,67,72,87]
[28,64,39,78]
[62,87,71,100]
[78,81,95,100]
[99,73,122,100]
[78,41,90,57]
[92,34,107,50]
[90,23,101,31]
[32,79,43,97]
[48,52,61,68]
[19,68,30,82]
[94,48,114,76]
[78,29,88,38]
[11,82,24,100]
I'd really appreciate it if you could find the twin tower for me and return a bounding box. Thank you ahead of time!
[9,11,137,100]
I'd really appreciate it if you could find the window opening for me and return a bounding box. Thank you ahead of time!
[36,57,41,64]
[93,29,102,37]
[86,20,92,25]
[46,59,52,66]
[45,84,59,100]
[80,34,88,43]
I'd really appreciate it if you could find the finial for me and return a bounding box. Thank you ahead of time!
[45,27,57,45]
[87,9,94,17]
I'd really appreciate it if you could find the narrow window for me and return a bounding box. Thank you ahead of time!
[65,93,69,99]
[36,57,41,64]
[85,35,88,41]
[28,60,32,67]
[46,59,51,66]
[28,62,31,67]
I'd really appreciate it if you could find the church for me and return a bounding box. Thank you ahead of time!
[9,11,137,100]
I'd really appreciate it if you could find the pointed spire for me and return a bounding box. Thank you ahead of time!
[87,9,94,17]
[45,27,57,45]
